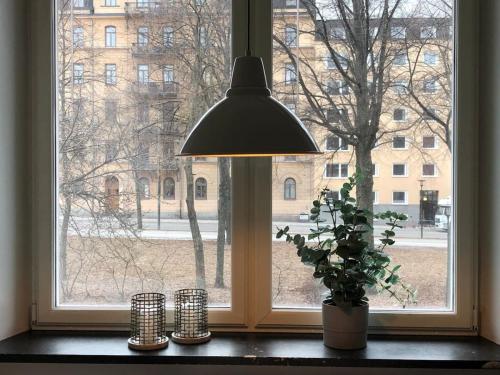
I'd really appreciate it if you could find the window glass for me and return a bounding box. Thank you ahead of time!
[56,0,232,307]
[284,178,296,200]
[272,0,453,310]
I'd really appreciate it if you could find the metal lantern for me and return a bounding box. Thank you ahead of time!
[128,293,168,350]
[171,289,211,344]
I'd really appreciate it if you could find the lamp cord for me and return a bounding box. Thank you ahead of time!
[246,0,251,56]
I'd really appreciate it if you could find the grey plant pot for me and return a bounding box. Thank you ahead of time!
[322,302,369,350]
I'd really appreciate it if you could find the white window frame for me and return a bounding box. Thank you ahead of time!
[422,135,438,149]
[324,163,349,179]
[32,0,477,333]
[284,62,296,84]
[424,51,439,65]
[392,135,408,149]
[105,25,116,48]
[421,26,437,39]
[284,25,297,47]
[393,52,407,65]
[392,191,408,205]
[391,26,406,39]
[325,135,348,151]
[163,65,174,83]
[393,107,407,122]
[105,63,116,85]
[422,163,438,177]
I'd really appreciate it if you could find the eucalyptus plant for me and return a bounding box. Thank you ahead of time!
[277,173,416,308]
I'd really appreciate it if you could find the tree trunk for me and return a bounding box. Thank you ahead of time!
[355,144,374,245]
[59,194,72,299]
[184,157,206,289]
[134,172,143,230]
[215,157,230,288]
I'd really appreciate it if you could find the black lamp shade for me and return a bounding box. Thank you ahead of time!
[179,56,321,157]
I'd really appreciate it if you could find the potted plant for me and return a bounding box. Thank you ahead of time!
[277,173,415,350]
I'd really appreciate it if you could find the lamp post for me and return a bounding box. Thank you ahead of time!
[418,179,425,239]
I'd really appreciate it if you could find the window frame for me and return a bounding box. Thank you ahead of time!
[31,0,478,333]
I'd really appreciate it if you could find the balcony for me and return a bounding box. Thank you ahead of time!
[125,1,162,16]
[70,0,94,14]
[131,43,174,57]
[131,82,179,98]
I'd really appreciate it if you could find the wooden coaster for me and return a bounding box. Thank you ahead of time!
[171,331,211,344]
[128,336,169,351]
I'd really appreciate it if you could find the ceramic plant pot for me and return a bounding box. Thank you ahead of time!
[322,302,369,350]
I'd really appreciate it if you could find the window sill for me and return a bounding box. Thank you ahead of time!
[0,331,498,369]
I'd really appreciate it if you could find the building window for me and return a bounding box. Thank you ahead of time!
[163,177,175,200]
[392,191,407,204]
[138,177,150,199]
[393,80,408,94]
[424,51,438,65]
[327,108,347,124]
[423,135,436,148]
[104,0,117,6]
[327,80,348,95]
[163,65,174,83]
[421,26,437,39]
[284,178,296,200]
[423,78,438,93]
[284,63,297,84]
[137,103,149,123]
[325,163,349,178]
[422,107,437,120]
[73,26,84,48]
[422,164,436,176]
[285,0,297,6]
[394,53,407,65]
[105,26,116,47]
[199,26,208,47]
[137,26,149,47]
[391,26,406,39]
[105,64,117,85]
[372,163,379,177]
[392,136,406,149]
[73,0,85,7]
[393,108,406,122]
[392,163,407,176]
[73,63,84,84]
[326,190,340,201]
[325,135,348,151]
[104,100,117,122]
[372,191,379,204]
[195,178,207,200]
[330,27,346,39]
[137,64,149,84]
[326,53,348,70]
[283,155,296,162]
[163,26,174,47]
[285,102,296,113]
[285,25,297,47]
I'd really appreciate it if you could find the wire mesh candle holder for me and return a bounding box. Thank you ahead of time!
[171,289,211,344]
[128,293,169,350]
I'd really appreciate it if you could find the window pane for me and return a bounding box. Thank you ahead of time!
[56,0,232,307]
[272,0,453,310]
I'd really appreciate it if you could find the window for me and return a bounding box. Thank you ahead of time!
[421,26,437,39]
[73,63,84,84]
[393,108,406,121]
[391,26,406,39]
[104,100,117,122]
[105,26,116,47]
[137,27,149,47]
[326,80,348,95]
[392,136,406,149]
[423,78,438,93]
[163,65,174,83]
[422,164,437,176]
[326,53,348,70]
[422,135,436,148]
[372,163,379,177]
[284,178,296,200]
[284,63,296,84]
[283,155,296,161]
[394,53,407,65]
[325,163,349,178]
[392,163,407,176]
[163,26,174,47]
[330,27,345,39]
[73,0,85,7]
[44,0,473,331]
[137,64,149,84]
[285,0,297,6]
[73,27,84,48]
[285,25,297,47]
[163,177,175,199]
[325,190,339,201]
[392,191,407,204]
[105,0,117,5]
[199,26,208,47]
[325,135,348,151]
[422,107,437,120]
[195,178,207,200]
[285,102,296,113]
[424,51,438,65]
[327,108,347,124]
[137,103,149,123]
[138,177,150,199]
[393,80,408,94]
[105,64,116,85]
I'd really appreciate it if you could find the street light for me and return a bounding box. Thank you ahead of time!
[418,179,425,239]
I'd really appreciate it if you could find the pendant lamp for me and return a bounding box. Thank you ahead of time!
[178,0,321,157]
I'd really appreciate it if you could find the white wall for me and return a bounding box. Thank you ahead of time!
[0,0,30,340]
[479,0,500,345]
